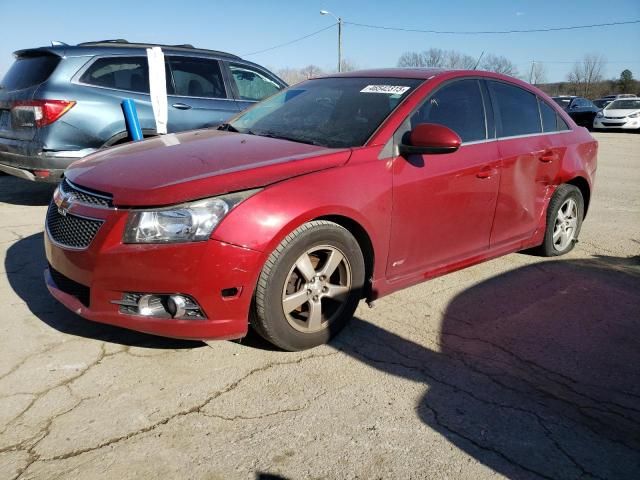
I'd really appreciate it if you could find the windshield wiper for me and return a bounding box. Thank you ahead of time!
[216,123,239,132]
[254,131,326,147]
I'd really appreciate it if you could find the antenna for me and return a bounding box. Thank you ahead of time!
[473,51,485,70]
[51,41,69,47]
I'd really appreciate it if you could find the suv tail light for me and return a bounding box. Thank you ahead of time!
[11,100,76,128]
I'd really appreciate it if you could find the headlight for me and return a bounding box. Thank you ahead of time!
[123,189,260,243]
[628,112,639,118]
[596,112,604,118]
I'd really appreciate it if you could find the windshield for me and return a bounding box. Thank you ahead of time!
[607,99,640,110]
[228,77,423,148]
[552,97,572,108]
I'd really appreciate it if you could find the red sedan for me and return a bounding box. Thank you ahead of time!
[44,69,597,351]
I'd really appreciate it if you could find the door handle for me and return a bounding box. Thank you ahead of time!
[172,103,192,110]
[476,167,498,179]
[539,150,556,163]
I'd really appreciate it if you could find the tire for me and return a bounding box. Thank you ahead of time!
[536,184,584,257]
[251,220,365,351]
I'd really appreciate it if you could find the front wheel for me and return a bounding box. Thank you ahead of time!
[251,221,365,351]
[536,184,584,257]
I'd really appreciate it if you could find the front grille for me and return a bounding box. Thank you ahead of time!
[48,264,90,307]
[60,179,113,208]
[602,122,626,127]
[46,203,104,249]
[604,116,625,120]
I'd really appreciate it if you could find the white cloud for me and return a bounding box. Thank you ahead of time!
[516,11,525,16]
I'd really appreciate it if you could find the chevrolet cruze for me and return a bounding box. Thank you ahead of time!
[44,69,598,351]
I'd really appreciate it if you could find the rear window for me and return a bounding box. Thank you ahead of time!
[80,56,149,93]
[1,54,60,91]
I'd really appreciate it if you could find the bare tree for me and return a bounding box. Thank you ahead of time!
[445,51,477,69]
[397,48,446,68]
[481,54,518,76]
[567,54,606,97]
[276,67,305,85]
[299,65,324,80]
[339,58,359,72]
[398,51,426,67]
[529,62,547,85]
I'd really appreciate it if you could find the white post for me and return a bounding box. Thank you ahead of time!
[147,47,168,135]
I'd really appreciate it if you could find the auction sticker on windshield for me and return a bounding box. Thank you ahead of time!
[360,85,411,94]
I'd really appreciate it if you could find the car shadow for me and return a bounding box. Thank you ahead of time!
[334,255,640,479]
[5,232,203,349]
[0,175,57,206]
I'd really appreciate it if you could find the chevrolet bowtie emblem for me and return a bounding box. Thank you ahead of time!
[56,192,76,216]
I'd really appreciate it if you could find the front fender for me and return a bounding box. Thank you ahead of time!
[212,148,393,281]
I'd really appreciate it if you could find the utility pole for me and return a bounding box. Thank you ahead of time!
[320,10,342,72]
[338,17,342,72]
[529,61,535,84]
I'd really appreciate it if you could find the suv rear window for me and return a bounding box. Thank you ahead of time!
[1,54,61,91]
[80,57,149,93]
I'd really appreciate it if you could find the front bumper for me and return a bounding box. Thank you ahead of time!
[44,205,265,340]
[593,118,640,130]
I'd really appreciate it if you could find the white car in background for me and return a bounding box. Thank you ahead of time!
[593,98,640,131]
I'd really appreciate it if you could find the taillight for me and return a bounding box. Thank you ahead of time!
[11,100,76,128]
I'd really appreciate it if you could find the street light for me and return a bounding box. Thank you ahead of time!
[320,10,342,73]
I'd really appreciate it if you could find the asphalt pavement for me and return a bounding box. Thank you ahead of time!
[1,132,638,479]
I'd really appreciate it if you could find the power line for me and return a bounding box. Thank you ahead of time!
[343,19,640,35]
[242,24,336,56]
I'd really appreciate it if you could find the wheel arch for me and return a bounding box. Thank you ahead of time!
[314,214,375,299]
[102,128,158,147]
[566,176,591,217]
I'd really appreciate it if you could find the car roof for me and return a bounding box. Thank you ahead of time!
[14,40,241,60]
[317,68,533,83]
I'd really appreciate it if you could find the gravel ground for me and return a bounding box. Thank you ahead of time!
[0,132,638,480]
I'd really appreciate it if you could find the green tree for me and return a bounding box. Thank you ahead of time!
[619,69,634,93]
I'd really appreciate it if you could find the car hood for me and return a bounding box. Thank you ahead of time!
[603,109,639,117]
[65,129,351,207]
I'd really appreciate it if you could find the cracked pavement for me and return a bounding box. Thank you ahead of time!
[1,132,639,479]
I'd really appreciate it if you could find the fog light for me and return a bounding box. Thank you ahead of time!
[167,295,187,318]
[112,292,206,320]
[138,294,166,316]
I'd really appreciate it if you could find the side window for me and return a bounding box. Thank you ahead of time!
[410,79,486,143]
[167,57,226,98]
[489,81,542,137]
[229,64,282,101]
[80,57,149,93]
[557,114,570,131]
[538,98,558,133]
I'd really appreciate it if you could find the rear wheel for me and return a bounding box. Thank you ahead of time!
[251,221,365,351]
[537,184,584,257]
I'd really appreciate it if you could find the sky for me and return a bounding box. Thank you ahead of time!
[0,0,639,83]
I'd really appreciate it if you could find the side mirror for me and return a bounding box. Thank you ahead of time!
[399,123,462,156]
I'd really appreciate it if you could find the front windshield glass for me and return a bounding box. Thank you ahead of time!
[607,99,640,110]
[229,77,423,148]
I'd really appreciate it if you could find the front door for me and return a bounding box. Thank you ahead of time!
[387,79,501,279]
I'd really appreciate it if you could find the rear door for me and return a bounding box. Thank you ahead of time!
[165,56,239,131]
[488,81,565,248]
[387,78,501,279]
